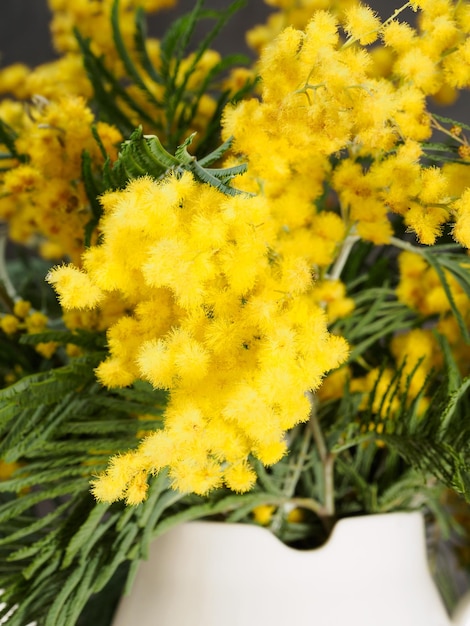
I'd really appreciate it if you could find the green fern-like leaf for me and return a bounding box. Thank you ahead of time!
[423,250,470,343]
[109,126,248,195]
[111,0,163,112]
[0,119,26,162]
[342,349,470,501]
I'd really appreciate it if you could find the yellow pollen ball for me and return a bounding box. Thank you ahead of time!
[13,300,31,319]
[47,265,104,309]
[253,504,276,526]
[224,462,257,493]
[344,5,382,46]
[1,315,20,335]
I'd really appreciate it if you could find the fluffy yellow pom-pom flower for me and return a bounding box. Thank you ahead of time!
[47,265,104,309]
[1,315,19,335]
[344,5,382,45]
[224,462,257,493]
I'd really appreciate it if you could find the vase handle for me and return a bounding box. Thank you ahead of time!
[453,592,470,625]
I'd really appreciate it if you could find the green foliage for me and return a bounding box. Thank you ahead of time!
[76,0,254,152]
[0,382,281,625]
[335,286,415,362]
[326,242,470,510]
[0,120,26,164]
[253,347,470,550]
[422,114,470,165]
[422,248,470,343]
[0,358,164,625]
[110,128,247,195]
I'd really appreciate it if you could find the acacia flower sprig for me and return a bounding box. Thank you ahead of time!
[48,171,349,502]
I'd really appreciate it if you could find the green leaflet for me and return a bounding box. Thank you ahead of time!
[61,553,103,626]
[63,502,109,568]
[138,489,185,563]
[111,0,163,112]
[423,251,470,343]
[133,8,163,86]
[44,558,91,626]
[91,524,141,594]
[433,113,470,134]
[0,466,95,493]
[96,126,248,200]
[0,120,26,162]
[0,394,81,463]
[439,378,470,435]
[81,150,105,247]
[0,481,88,525]
[76,29,138,134]
[333,286,414,362]
[340,354,470,502]
[0,501,70,548]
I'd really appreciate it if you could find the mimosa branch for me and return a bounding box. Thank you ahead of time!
[0,222,16,312]
[327,235,360,281]
[389,236,457,255]
[307,391,336,520]
[270,424,313,534]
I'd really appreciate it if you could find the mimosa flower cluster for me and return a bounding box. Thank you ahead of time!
[48,172,348,501]
[0,299,57,361]
[225,3,470,249]
[0,96,121,262]
[45,0,470,505]
[1,0,470,509]
[0,0,228,265]
[249,0,470,107]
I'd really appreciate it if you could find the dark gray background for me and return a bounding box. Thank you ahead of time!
[0,0,407,67]
[0,0,272,67]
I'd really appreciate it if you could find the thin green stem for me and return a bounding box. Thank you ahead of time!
[382,2,414,27]
[390,236,459,255]
[0,222,16,311]
[287,497,327,517]
[307,392,336,519]
[270,425,313,533]
[389,236,427,255]
[226,493,327,523]
[324,455,336,517]
[430,114,469,147]
[327,235,360,281]
[307,392,327,462]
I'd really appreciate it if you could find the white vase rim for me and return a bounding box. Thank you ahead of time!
[180,509,424,556]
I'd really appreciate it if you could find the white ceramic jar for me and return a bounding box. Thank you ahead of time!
[112,512,470,626]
